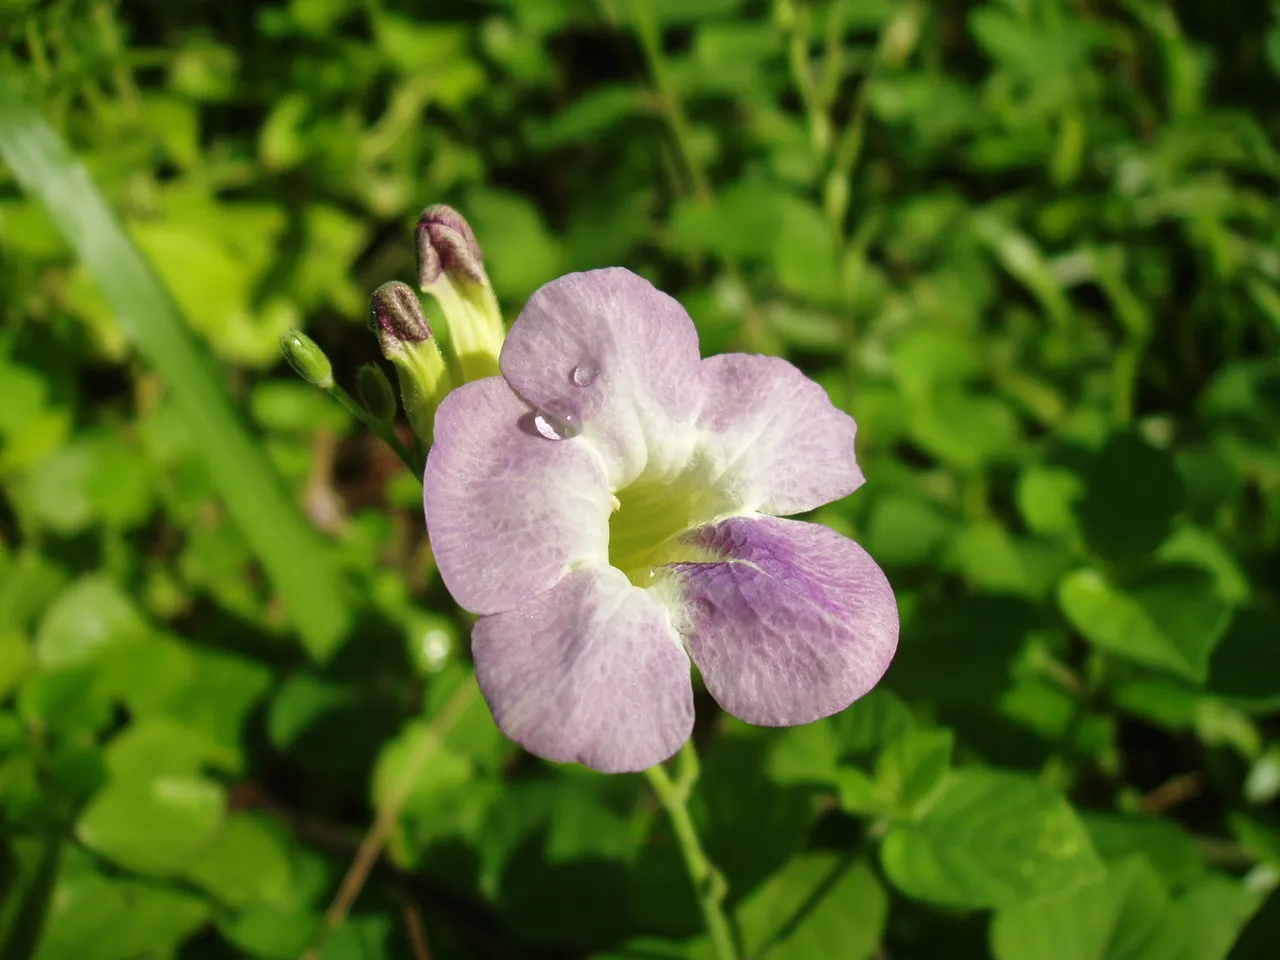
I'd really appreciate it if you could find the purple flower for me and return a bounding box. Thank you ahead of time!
[424,268,898,773]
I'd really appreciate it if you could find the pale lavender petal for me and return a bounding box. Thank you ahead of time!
[471,566,694,773]
[672,516,897,726]
[499,268,705,485]
[424,377,610,615]
[697,354,864,516]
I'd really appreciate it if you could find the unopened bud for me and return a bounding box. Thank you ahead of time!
[371,281,431,345]
[280,330,334,390]
[356,363,397,423]
[417,205,486,287]
[370,283,451,445]
[414,205,504,383]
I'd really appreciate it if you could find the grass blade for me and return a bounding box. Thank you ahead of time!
[0,62,352,659]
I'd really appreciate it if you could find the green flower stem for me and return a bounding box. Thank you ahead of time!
[631,0,711,203]
[626,0,770,353]
[329,383,423,477]
[644,742,738,960]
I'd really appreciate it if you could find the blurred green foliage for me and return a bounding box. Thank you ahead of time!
[2,0,1280,957]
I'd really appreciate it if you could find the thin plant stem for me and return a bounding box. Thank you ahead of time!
[330,383,423,477]
[300,677,479,960]
[780,0,831,155]
[644,742,738,960]
[625,0,769,350]
[91,1,141,111]
[631,0,711,203]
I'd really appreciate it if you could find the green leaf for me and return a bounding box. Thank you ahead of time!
[773,199,841,304]
[76,776,225,876]
[0,550,66,636]
[34,576,149,669]
[544,780,639,865]
[268,673,357,750]
[491,795,634,947]
[831,689,916,758]
[591,937,714,960]
[1058,567,1232,683]
[888,596,1035,707]
[765,721,840,788]
[990,858,1177,960]
[837,766,891,816]
[0,65,351,660]
[909,391,1021,470]
[1244,748,1280,805]
[1175,875,1267,960]
[11,433,153,534]
[889,328,982,399]
[371,719,474,814]
[220,903,322,960]
[158,646,273,767]
[863,493,956,568]
[875,728,954,816]
[1231,815,1280,869]
[1207,609,1280,711]
[318,912,398,960]
[31,859,210,960]
[1155,526,1252,605]
[699,734,815,899]
[131,220,292,367]
[738,856,888,960]
[1016,465,1084,539]
[0,631,32,699]
[74,719,228,875]
[881,768,1102,909]
[181,812,295,908]
[1084,814,1204,887]
[950,521,1050,597]
[528,85,645,149]
[1076,434,1183,566]
[98,716,224,781]
[971,213,1071,326]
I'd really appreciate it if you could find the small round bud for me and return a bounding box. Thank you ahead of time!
[417,204,486,287]
[371,281,432,345]
[280,330,334,390]
[356,363,398,423]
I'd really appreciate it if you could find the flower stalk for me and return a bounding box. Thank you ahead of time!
[280,329,421,475]
[329,381,422,476]
[644,742,738,960]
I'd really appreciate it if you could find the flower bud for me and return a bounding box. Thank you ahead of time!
[415,205,504,383]
[417,204,486,288]
[371,280,431,344]
[370,282,451,445]
[356,363,397,423]
[280,330,334,390]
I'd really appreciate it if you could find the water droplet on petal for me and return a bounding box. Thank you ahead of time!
[533,408,581,441]
[571,361,599,387]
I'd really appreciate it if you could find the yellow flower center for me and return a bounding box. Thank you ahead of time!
[607,455,732,586]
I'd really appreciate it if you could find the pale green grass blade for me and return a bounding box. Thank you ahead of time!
[0,62,351,659]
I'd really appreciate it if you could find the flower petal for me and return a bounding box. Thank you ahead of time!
[424,377,610,614]
[673,516,897,726]
[499,268,704,486]
[472,566,695,773]
[698,354,863,515]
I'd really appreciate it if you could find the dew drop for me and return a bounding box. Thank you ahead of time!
[533,408,581,441]
[571,361,599,387]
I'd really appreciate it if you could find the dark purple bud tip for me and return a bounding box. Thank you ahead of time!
[371,281,431,344]
[417,204,485,287]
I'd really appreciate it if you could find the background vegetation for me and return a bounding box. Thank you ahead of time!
[2,0,1280,957]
